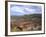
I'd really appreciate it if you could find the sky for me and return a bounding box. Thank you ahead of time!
[10,4,42,16]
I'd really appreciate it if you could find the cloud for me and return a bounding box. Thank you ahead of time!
[11,6,24,13]
[10,5,42,16]
[24,7,41,14]
[24,8,35,13]
[11,6,26,16]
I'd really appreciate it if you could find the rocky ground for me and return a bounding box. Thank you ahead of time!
[11,14,42,32]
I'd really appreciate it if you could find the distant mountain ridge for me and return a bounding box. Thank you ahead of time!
[11,14,41,20]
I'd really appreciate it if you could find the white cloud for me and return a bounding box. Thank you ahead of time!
[26,8,35,12]
[11,6,25,13]
[24,8,36,14]
[11,6,41,16]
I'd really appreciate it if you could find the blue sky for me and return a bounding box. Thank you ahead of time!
[10,4,42,16]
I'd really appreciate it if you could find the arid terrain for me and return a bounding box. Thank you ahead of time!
[10,14,42,32]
